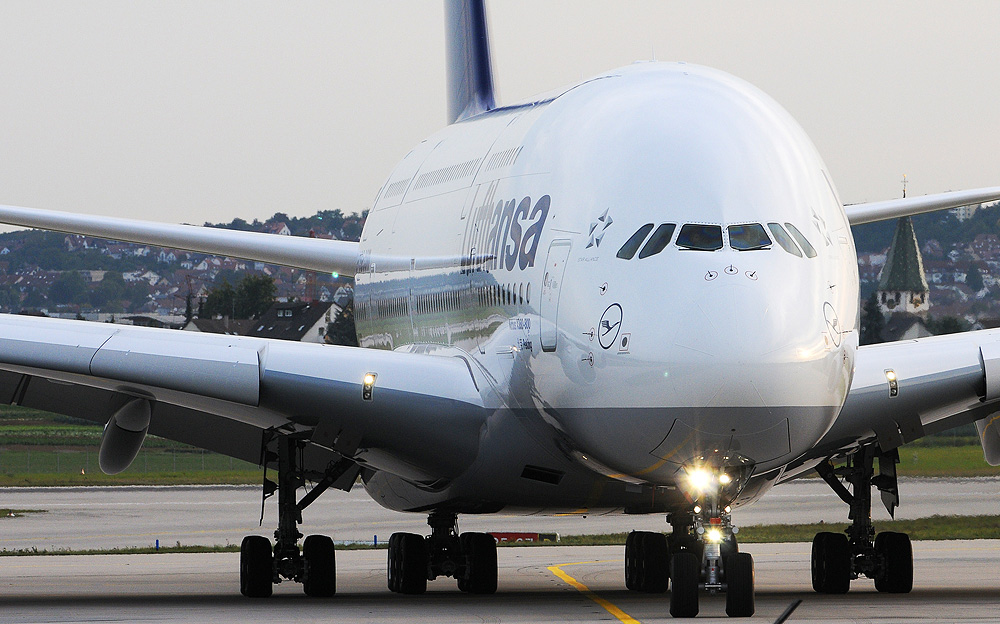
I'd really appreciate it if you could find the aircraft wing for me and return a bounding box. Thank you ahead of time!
[0,204,361,277]
[844,187,1000,225]
[0,314,489,484]
[814,330,1000,466]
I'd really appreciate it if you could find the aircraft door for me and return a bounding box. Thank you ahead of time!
[539,240,571,352]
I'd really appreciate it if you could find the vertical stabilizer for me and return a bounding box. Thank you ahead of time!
[445,0,496,123]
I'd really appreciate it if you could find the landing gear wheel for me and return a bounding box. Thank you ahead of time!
[302,534,337,597]
[638,532,669,593]
[240,535,273,598]
[725,552,755,617]
[874,532,913,593]
[388,532,428,594]
[625,531,639,591]
[669,550,700,618]
[461,532,498,594]
[811,532,850,594]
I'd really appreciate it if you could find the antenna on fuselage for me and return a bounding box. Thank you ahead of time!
[902,173,908,198]
[444,0,497,124]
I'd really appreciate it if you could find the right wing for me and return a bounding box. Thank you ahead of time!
[0,314,490,484]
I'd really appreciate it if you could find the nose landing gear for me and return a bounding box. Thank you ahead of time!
[812,445,913,594]
[624,467,754,618]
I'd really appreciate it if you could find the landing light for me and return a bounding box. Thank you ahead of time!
[706,528,723,543]
[686,467,713,493]
[718,473,732,485]
[885,369,898,397]
[362,372,377,401]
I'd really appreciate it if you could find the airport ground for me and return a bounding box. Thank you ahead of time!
[2,477,998,551]
[2,479,999,622]
[3,542,999,623]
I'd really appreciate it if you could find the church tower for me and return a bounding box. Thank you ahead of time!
[876,216,930,316]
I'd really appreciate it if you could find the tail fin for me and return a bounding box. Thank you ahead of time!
[444,0,496,123]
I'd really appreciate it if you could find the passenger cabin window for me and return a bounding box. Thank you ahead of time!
[638,223,676,259]
[617,224,654,259]
[766,223,802,257]
[727,224,771,251]
[676,224,723,251]
[784,223,818,258]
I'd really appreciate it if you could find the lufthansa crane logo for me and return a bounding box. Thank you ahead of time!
[599,303,623,350]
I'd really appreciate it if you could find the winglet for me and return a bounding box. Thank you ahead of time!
[445,0,496,123]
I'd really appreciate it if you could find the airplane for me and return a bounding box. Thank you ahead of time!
[1,0,1000,618]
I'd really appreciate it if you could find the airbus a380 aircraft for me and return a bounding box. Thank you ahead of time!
[2,1,1000,618]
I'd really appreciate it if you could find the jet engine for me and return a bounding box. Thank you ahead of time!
[99,397,152,475]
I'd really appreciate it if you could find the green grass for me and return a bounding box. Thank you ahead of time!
[0,508,46,518]
[895,445,996,477]
[0,470,260,487]
[2,515,997,557]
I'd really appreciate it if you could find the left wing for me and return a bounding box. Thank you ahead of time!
[810,330,1000,466]
[845,187,1000,225]
[0,314,490,484]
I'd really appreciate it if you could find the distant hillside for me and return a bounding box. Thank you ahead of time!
[852,201,1000,254]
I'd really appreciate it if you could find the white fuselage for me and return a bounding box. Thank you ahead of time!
[355,62,859,510]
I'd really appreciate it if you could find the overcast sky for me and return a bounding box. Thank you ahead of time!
[1,1,998,227]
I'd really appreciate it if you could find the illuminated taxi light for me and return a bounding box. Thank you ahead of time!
[693,505,702,514]
[718,473,732,485]
[686,467,714,493]
[724,505,732,514]
[362,372,377,401]
[706,528,723,543]
[885,369,898,397]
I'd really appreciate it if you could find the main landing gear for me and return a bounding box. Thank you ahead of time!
[240,433,355,598]
[387,510,498,594]
[811,445,913,594]
[625,466,754,618]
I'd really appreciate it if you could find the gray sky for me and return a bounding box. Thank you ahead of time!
[1,1,999,227]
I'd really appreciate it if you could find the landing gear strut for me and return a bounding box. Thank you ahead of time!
[812,445,913,594]
[387,511,498,594]
[624,466,754,618]
[240,433,354,598]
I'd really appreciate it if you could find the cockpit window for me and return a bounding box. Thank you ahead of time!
[676,224,723,251]
[767,223,802,257]
[727,224,771,251]
[617,223,654,259]
[638,223,676,259]
[784,223,818,258]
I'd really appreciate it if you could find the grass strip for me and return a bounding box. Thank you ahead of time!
[0,508,46,518]
[0,471,260,487]
[3,515,997,556]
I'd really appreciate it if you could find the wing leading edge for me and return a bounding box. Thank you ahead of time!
[0,314,490,483]
[814,329,1000,466]
[845,187,1000,225]
[0,204,361,277]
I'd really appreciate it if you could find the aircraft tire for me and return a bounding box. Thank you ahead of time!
[395,533,428,594]
[725,552,755,617]
[240,535,273,598]
[811,532,850,594]
[874,532,913,593]
[625,531,639,590]
[302,534,337,597]
[669,550,700,618]
[461,532,498,594]
[638,532,669,593]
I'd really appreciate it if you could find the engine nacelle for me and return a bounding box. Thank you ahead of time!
[99,397,152,475]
